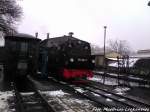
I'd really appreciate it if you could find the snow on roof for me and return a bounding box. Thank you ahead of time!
[11,33,35,38]
[5,33,41,41]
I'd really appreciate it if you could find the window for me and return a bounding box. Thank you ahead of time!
[17,61,27,69]
[0,31,5,47]
[20,42,28,52]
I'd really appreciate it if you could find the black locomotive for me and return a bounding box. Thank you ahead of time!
[3,33,41,81]
[39,32,95,80]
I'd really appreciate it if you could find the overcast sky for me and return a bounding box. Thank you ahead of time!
[18,0,150,51]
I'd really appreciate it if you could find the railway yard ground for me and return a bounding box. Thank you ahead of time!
[0,71,150,112]
[92,71,150,101]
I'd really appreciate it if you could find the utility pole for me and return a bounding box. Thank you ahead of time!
[103,26,107,84]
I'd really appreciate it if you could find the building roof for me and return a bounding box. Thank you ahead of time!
[137,49,150,54]
[7,33,35,38]
[106,52,122,58]
[41,35,89,47]
[5,33,41,41]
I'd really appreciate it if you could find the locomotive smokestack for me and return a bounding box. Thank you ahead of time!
[35,32,38,38]
[47,33,50,39]
[68,32,74,37]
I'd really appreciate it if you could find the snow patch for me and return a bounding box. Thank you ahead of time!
[88,77,102,82]
[128,76,142,80]
[75,88,85,93]
[73,99,83,104]
[20,92,34,96]
[116,92,124,95]
[42,90,69,97]
[92,92,101,97]
[60,81,67,84]
[0,91,14,112]
[108,58,139,67]
[94,71,104,74]
[104,93,112,96]
[106,98,113,102]
[114,87,130,95]
[118,99,126,101]
[104,80,118,86]
[89,76,118,86]
[0,31,5,47]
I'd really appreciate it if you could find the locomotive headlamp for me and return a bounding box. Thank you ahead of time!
[92,60,95,63]
[70,58,74,62]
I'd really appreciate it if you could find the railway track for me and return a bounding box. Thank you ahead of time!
[12,80,57,112]
[49,77,150,109]
[81,79,150,108]
[27,76,99,112]
[12,75,149,112]
[94,71,150,85]
[46,77,108,107]
[48,77,131,108]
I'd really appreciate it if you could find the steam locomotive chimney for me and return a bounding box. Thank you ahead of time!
[68,32,74,37]
[47,33,50,39]
[35,32,38,38]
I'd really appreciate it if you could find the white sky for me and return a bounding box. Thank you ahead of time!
[18,0,150,51]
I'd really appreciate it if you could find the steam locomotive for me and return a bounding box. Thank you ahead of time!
[39,32,95,80]
[2,32,95,81]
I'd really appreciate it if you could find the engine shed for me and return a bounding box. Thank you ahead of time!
[3,33,41,81]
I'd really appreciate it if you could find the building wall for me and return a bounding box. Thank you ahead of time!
[0,47,4,63]
[106,52,122,58]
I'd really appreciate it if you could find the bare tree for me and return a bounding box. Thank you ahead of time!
[0,0,22,34]
[108,39,131,56]
[148,1,150,6]
[90,44,103,54]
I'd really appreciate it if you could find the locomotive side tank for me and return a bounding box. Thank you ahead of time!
[4,33,41,81]
[39,32,95,80]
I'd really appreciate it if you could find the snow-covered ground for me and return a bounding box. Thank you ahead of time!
[0,91,14,112]
[108,57,139,68]
[42,90,69,97]
[91,73,150,88]
[74,87,85,93]
[41,89,94,111]
[88,75,118,86]
[114,86,130,95]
